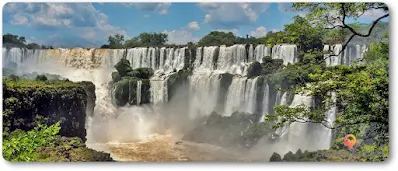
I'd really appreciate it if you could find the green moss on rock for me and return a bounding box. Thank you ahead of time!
[36,136,114,162]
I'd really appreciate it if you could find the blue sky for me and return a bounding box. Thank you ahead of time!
[2,2,389,48]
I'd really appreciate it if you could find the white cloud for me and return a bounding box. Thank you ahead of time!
[199,3,270,29]
[188,21,200,31]
[249,26,267,38]
[162,29,200,45]
[144,14,151,18]
[10,13,28,25]
[122,3,171,15]
[4,3,126,47]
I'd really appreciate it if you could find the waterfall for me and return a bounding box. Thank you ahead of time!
[259,84,270,122]
[244,77,258,114]
[193,47,203,70]
[149,76,168,105]
[216,44,247,75]
[224,77,247,115]
[188,72,221,118]
[324,44,368,66]
[254,44,271,63]
[271,44,298,65]
[137,80,142,105]
[248,44,254,62]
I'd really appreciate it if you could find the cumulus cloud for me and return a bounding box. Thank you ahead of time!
[3,3,126,47]
[122,3,171,15]
[162,29,200,45]
[199,3,270,29]
[188,21,200,31]
[249,26,267,38]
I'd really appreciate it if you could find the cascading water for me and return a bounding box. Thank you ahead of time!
[254,44,271,63]
[188,72,221,118]
[324,44,368,66]
[223,77,247,115]
[272,44,298,65]
[137,80,142,105]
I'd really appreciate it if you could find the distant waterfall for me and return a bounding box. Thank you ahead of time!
[324,44,368,66]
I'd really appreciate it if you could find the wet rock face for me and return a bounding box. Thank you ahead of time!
[3,80,96,141]
[182,111,271,150]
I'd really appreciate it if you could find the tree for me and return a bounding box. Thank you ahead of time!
[291,2,389,56]
[3,33,26,47]
[27,43,41,49]
[124,37,141,48]
[108,34,125,49]
[283,16,324,52]
[124,33,168,47]
[18,36,26,44]
[265,35,389,145]
[197,31,237,46]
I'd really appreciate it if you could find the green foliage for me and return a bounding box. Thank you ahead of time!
[107,34,125,49]
[265,50,325,90]
[3,33,26,47]
[261,56,284,76]
[269,152,282,161]
[197,31,237,46]
[265,37,389,145]
[3,33,44,48]
[9,74,20,81]
[2,122,113,162]
[127,68,154,79]
[247,62,262,78]
[26,43,41,49]
[114,58,133,77]
[2,122,61,162]
[35,74,48,81]
[283,16,324,52]
[111,71,121,82]
[113,77,138,106]
[292,3,388,46]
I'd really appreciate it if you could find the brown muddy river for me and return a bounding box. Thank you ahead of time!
[87,134,252,162]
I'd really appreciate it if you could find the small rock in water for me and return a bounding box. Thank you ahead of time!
[175,141,183,145]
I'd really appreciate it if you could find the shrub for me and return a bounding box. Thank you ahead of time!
[127,68,154,79]
[114,58,133,77]
[111,72,121,82]
[270,152,282,161]
[2,122,61,162]
[35,75,48,81]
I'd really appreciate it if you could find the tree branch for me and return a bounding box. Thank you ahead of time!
[322,3,389,61]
